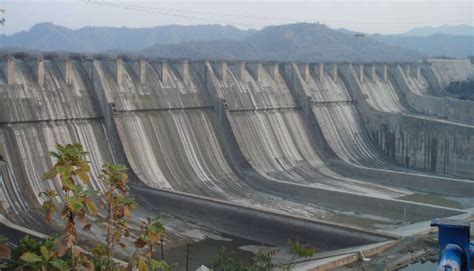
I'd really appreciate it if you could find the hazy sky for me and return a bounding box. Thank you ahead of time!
[1,0,472,35]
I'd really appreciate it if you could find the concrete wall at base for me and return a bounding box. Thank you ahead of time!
[242,170,462,223]
[132,185,394,251]
[365,111,474,179]
[326,159,474,197]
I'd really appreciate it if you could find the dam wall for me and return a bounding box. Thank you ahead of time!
[340,63,474,179]
[355,64,406,113]
[344,62,474,126]
[206,60,400,198]
[0,55,397,249]
[283,63,474,196]
[90,57,421,249]
[91,58,267,200]
[205,61,333,186]
[0,57,99,123]
[0,55,114,228]
[199,61,468,222]
[282,62,387,168]
[366,112,474,178]
[391,64,474,124]
[425,59,472,89]
[95,58,447,223]
[95,56,402,250]
[1,54,472,250]
[106,59,212,111]
[213,61,297,110]
[92,58,420,235]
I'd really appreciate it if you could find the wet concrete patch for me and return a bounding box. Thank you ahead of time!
[398,193,462,209]
[324,213,400,230]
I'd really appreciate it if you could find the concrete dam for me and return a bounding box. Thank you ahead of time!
[0,54,473,267]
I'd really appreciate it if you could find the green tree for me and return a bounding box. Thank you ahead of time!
[211,247,273,271]
[212,240,316,271]
[284,239,317,270]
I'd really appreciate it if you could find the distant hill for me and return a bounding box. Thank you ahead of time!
[373,34,474,58]
[0,22,255,52]
[4,22,472,61]
[400,24,474,36]
[140,23,423,62]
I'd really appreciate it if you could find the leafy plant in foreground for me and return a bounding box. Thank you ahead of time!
[211,247,273,271]
[0,235,11,269]
[130,216,169,271]
[283,239,317,270]
[98,162,136,270]
[6,235,70,270]
[42,143,98,269]
[3,143,171,270]
[212,239,316,271]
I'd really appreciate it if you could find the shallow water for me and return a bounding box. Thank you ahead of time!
[164,233,263,270]
[399,261,437,271]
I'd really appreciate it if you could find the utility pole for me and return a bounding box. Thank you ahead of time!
[0,9,5,26]
[160,238,164,260]
[147,217,153,257]
[185,244,192,271]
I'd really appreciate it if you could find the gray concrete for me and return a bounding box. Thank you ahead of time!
[283,62,474,196]
[1,54,473,254]
[426,59,472,89]
[337,63,474,179]
[35,58,44,86]
[392,63,474,125]
[132,185,395,251]
[6,56,15,85]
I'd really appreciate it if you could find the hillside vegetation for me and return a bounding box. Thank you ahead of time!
[3,22,474,61]
[0,22,254,52]
[140,23,422,62]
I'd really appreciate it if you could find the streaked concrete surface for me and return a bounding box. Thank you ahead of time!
[0,54,472,255]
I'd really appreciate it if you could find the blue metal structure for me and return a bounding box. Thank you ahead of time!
[431,219,473,271]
